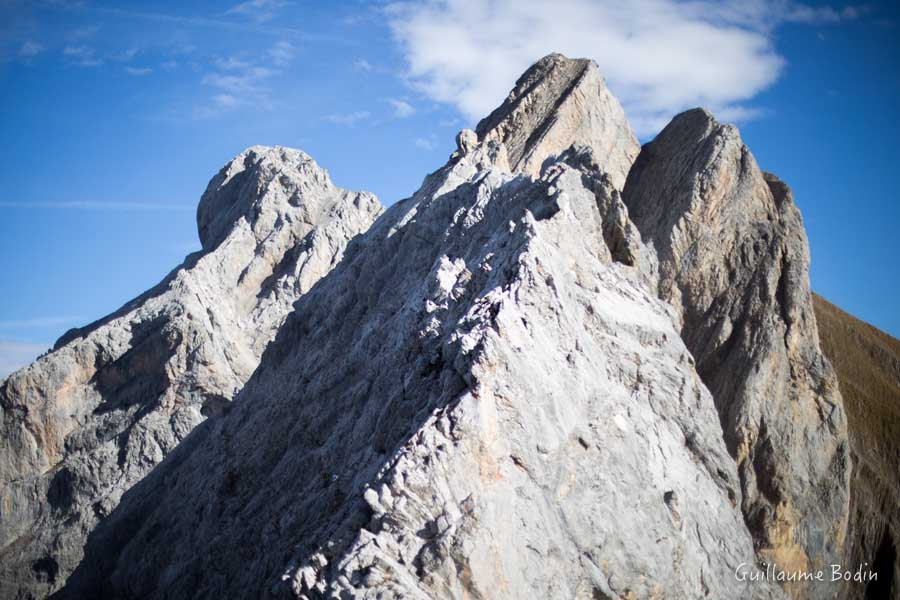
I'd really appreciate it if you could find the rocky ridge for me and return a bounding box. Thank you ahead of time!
[0,53,860,600]
[60,74,779,599]
[474,53,640,189]
[0,147,381,598]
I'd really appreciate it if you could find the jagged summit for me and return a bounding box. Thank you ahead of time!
[0,54,862,600]
[197,146,338,251]
[0,146,382,598]
[58,61,780,600]
[473,53,640,188]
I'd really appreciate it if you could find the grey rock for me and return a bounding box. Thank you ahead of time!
[474,53,640,189]
[58,58,779,600]
[0,146,382,598]
[623,108,851,599]
[2,53,853,600]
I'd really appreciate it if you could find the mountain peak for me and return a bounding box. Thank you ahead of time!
[197,145,339,252]
[474,53,639,188]
[0,145,382,598]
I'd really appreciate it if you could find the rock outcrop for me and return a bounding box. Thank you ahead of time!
[60,59,781,598]
[474,53,640,189]
[622,109,851,598]
[0,53,861,600]
[814,294,900,600]
[57,57,780,600]
[0,147,382,598]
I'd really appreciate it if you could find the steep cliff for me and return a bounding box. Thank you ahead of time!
[622,108,851,598]
[0,147,381,598]
[0,53,865,600]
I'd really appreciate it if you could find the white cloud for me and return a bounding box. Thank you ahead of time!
[0,341,49,379]
[386,0,862,137]
[19,40,44,57]
[388,98,415,118]
[196,42,296,118]
[213,56,254,71]
[322,111,371,126]
[414,135,437,150]
[203,68,274,93]
[225,0,290,23]
[161,60,178,70]
[63,45,103,67]
[114,47,139,62]
[213,94,239,110]
[126,66,153,76]
[268,41,295,67]
[198,59,277,116]
[354,58,374,71]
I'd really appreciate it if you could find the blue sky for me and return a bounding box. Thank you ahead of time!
[1,0,898,375]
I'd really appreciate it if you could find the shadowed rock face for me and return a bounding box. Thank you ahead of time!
[623,108,851,598]
[54,55,780,600]
[0,53,862,600]
[0,147,382,598]
[814,294,900,600]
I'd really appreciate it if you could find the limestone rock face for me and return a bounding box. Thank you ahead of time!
[58,59,779,600]
[0,146,382,598]
[474,53,640,188]
[622,109,851,598]
[0,53,859,600]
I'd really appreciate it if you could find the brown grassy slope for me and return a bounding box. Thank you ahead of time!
[813,293,899,600]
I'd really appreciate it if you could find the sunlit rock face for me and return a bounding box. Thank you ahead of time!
[0,146,381,598]
[1,53,854,600]
[474,52,640,189]
[623,108,850,599]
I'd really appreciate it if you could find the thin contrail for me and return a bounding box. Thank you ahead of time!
[0,317,84,328]
[0,201,193,211]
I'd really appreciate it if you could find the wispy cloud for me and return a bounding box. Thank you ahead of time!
[19,40,44,57]
[0,317,82,328]
[226,0,291,23]
[213,56,253,70]
[688,1,867,31]
[322,111,371,126]
[113,47,139,62]
[414,135,437,151]
[125,66,153,76]
[71,24,100,39]
[0,201,192,211]
[354,58,373,71]
[268,41,295,67]
[63,45,103,67]
[199,63,277,116]
[387,0,866,136]
[65,5,348,44]
[0,341,50,379]
[388,98,415,118]
[196,43,294,117]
